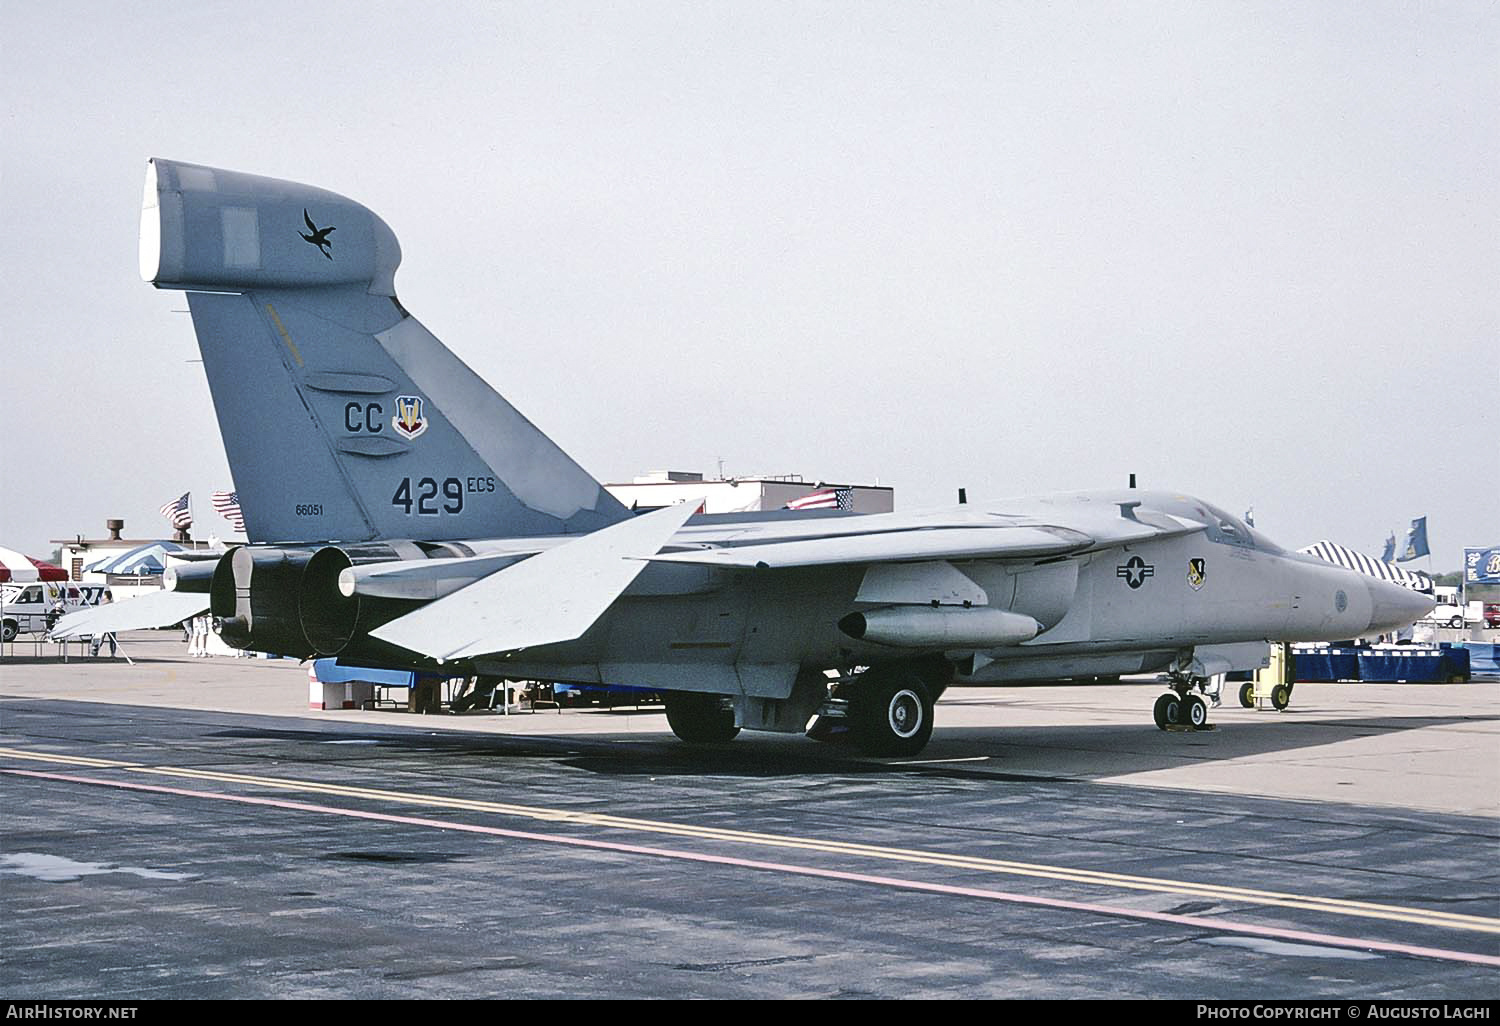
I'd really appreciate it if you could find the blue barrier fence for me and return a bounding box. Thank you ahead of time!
[1292,646,1470,683]
[1454,642,1498,675]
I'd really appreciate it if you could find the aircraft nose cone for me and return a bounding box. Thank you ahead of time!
[1366,580,1436,633]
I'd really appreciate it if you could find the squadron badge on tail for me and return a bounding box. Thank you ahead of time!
[299,208,336,259]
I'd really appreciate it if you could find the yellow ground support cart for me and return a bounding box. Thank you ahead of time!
[1237,642,1295,711]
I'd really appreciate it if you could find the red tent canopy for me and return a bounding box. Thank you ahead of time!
[0,546,69,584]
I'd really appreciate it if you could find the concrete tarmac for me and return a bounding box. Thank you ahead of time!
[2,633,1497,999]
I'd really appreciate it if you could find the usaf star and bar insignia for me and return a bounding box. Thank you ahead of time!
[1116,556,1154,589]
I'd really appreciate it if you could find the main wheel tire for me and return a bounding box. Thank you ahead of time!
[664,691,740,743]
[1238,681,1256,709]
[1271,684,1291,711]
[848,673,934,756]
[1153,692,1182,729]
[1184,694,1209,728]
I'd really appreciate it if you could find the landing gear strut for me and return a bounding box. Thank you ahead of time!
[1153,673,1215,731]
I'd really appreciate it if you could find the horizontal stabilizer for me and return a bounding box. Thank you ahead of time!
[50,591,209,640]
[370,501,702,661]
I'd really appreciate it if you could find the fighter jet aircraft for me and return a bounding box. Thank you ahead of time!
[56,158,1435,756]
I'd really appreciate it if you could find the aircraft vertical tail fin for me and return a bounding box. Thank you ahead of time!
[142,158,629,544]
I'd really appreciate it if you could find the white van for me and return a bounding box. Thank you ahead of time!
[1417,585,1483,629]
[1,581,107,641]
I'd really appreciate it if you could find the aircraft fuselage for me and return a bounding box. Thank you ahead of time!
[332,490,1430,701]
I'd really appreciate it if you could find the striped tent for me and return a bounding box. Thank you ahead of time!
[1298,540,1432,591]
[83,542,189,576]
[0,546,68,584]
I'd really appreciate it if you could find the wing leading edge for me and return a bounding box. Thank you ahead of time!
[648,507,1205,570]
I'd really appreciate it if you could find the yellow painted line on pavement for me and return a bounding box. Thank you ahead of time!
[0,747,135,769]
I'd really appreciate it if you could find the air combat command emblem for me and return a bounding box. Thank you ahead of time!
[392,395,428,439]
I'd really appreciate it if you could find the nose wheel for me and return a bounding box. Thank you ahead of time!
[1153,676,1213,731]
[1152,692,1181,728]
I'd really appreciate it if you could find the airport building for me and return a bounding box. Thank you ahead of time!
[52,519,217,596]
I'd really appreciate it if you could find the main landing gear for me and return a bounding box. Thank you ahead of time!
[807,660,950,756]
[845,669,936,757]
[1152,673,1216,731]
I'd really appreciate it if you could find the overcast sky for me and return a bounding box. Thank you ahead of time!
[2,2,1495,570]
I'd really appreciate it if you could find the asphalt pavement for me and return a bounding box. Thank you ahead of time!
[2,634,1496,998]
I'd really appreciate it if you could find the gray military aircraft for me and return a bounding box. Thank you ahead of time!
[56,158,1436,756]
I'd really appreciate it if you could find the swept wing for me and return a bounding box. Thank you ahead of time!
[370,500,700,661]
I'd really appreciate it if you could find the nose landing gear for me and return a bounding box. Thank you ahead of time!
[1153,674,1215,731]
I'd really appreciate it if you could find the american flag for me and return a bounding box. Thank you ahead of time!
[784,487,853,511]
[159,492,192,530]
[212,490,245,533]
